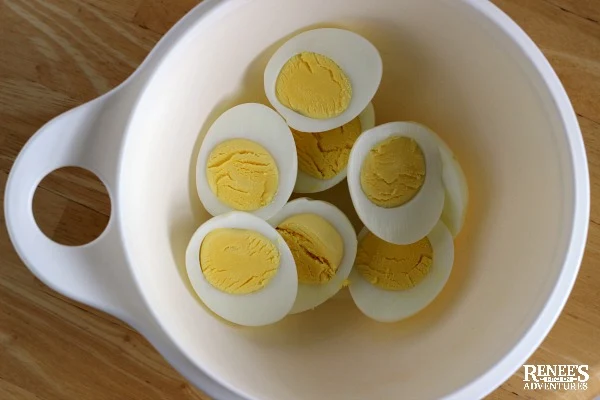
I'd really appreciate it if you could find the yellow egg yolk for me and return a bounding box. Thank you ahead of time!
[292,116,362,180]
[206,139,278,211]
[275,52,352,119]
[276,213,343,285]
[356,232,433,291]
[360,136,426,208]
[200,228,280,294]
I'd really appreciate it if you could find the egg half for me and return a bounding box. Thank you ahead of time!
[347,121,445,244]
[427,125,469,237]
[268,198,357,313]
[264,28,382,133]
[196,103,298,219]
[294,103,376,194]
[186,211,298,326]
[349,221,454,322]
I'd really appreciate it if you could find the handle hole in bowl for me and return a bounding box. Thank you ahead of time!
[33,167,111,246]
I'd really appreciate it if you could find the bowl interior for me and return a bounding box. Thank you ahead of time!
[120,0,575,398]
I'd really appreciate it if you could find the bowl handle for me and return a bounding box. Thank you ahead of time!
[4,95,139,321]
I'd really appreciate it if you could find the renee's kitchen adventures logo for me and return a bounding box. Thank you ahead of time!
[523,364,589,391]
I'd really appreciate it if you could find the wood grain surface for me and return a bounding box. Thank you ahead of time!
[1,0,599,398]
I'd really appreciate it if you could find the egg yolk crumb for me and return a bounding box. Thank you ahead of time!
[200,228,280,294]
[360,136,426,208]
[206,139,278,211]
[355,232,432,290]
[276,52,352,119]
[292,117,362,180]
[276,213,343,284]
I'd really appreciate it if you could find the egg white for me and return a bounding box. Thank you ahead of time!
[185,211,298,327]
[196,103,297,219]
[347,121,445,245]
[264,28,382,133]
[349,221,454,323]
[268,198,357,313]
[294,103,376,194]
[426,126,469,237]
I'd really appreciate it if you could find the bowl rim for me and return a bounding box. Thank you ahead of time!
[116,0,591,399]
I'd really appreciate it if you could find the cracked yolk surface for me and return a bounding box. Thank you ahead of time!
[200,228,280,294]
[360,136,426,208]
[356,231,432,291]
[276,213,343,285]
[292,116,362,180]
[206,139,279,211]
[275,52,352,119]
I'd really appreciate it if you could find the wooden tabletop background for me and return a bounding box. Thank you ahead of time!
[1,0,599,398]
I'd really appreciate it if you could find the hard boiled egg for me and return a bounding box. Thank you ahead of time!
[347,121,445,244]
[268,198,357,313]
[185,211,298,326]
[196,103,297,219]
[264,28,382,133]
[349,221,454,322]
[293,103,375,193]
[427,125,469,237]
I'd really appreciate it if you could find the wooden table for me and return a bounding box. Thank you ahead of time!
[1,0,599,398]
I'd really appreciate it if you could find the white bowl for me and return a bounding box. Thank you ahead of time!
[5,0,590,399]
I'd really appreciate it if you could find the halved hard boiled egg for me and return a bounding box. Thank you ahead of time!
[196,103,297,219]
[264,28,382,133]
[428,126,469,237]
[293,103,375,193]
[186,211,298,326]
[268,198,357,313]
[347,122,445,244]
[349,221,454,322]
